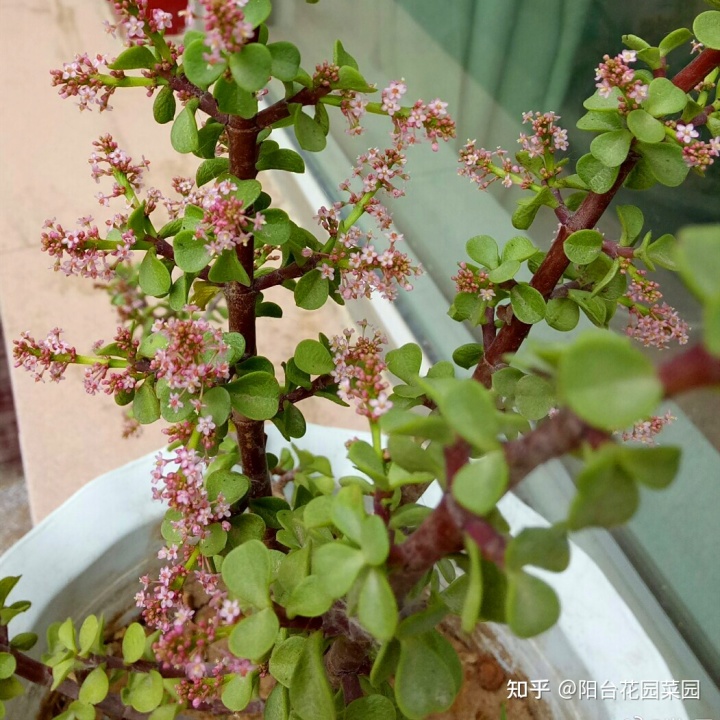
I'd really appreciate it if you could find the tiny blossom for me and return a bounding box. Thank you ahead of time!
[50,53,115,111]
[201,0,253,63]
[626,303,690,349]
[680,137,719,171]
[150,309,231,393]
[691,40,704,54]
[676,123,700,144]
[89,134,150,195]
[330,326,392,420]
[219,599,241,623]
[197,415,216,436]
[381,79,407,116]
[594,51,647,112]
[459,140,534,190]
[621,411,676,444]
[340,93,368,135]
[518,111,569,159]
[452,262,494,297]
[13,329,76,383]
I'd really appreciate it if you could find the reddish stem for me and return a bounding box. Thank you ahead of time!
[659,344,720,397]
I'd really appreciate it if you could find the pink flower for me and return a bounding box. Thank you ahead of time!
[676,123,700,144]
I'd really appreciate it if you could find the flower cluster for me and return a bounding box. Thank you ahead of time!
[458,140,534,190]
[40,216,135,280]
[518,111,569,160]
[90,134,150,201]
[50,53,115,112]
[106,1,174,44]
[83,328,138,396]
[621,410,676,444]
[623,264,689,349]
[149,311,231,393]
[452,262,496,301]
[594,50,647,112]
[381,81,456,152]
[674,122,720,171]
[330,325,392,420]
[340,93,369,136]
[200,0,253,64]
[13,328,77,383]
[196,180,265,254]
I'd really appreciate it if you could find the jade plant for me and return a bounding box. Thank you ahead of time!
[2,1,720,718]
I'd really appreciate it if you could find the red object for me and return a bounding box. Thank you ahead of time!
[146,0,190,35]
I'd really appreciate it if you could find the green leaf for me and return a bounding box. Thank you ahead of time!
[567,452,639,529]
[693,11,720,50]
[452,451,508,515]
[346,695,396,720]
[642,77,688,117]
[222,673,253,712]
[461,539,483,633]
[139,250,171,297]
[452,343,483,369]
[705,296,720,356]
[226,371,280,420]
[618,446,680,489]
[564,229,604,265]
[487,259,521,284]
[334,40,359,69]
[576,153,620,194]
[466,235,499,269]
[270,636,306,688]
[506,526,570,573]
[545,298,580,332]
[502,236,536,263]
[78,615,100,657]
[196,157,230,187]
[0,655,15,681]
[359,568,398,642]
[209,249,251,285]
[268,41,301,81]
[183,39,226,89]
[168,273,194,312]
[255,208,292,245]
[294,269,329,309]
[583,87,622,111]
[122,623,146,664]
[265,684,290,720]
[510,283,546,324]
[617,205,645,246]
[590,129,633,167]
[9,632,37,652]
[0,676,23,700]
[676,224,720,301]
[293,339,334,375]
[256,147,305,173]
[506,571,560,638]
[626,109,666,143]
[174,230,211,272]
[514,375,555,420]
[568,289,608,327]
[440,379,499,452]
[202,386,232,425]
[294,111,327,152]
[126,671,164,713]
[395,635,460,719]
[229,608,279,660]
[361,515,390,566]
[286,576,334,618]
[636,141,690,187]
[222,539,271,608]
[213,75,258,118]
[646,233,678,271]
[170,101,200,154]
[133,381,161,425]
[330,484,366,542]
[0,577,20,607]
[206,469,250,505]
[244,0,272,27]
[153,85,176,124]
[558,331,662,430]
[313,542,366,597]
[229,43,272,92]
[386,343,422,383]
[199,523,228,556]
[290,632,336,720]
[79,667,109,705]
[109,45,156,70]
[511,187,557,230]
[576,110,623,132]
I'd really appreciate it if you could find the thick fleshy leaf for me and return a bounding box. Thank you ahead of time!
[576,153,620,194]
[312,542,365,597]
[642,77,688,117]
[79,667,109,705]
[439,379,498,452]
[545,298,579,332]
[294,269,329,309]
[222,539,271,608]
[294,339,334,375]
[466,235,499,269]
[510,283,546,324]
[294,111,327,152]
[557,331,662,430]
[139,251,171,297]
[222,673,254,712]
[174,230,211,272]
[153,85,176,124]
[133,381,160,425]
[636,141,689,187]
[122,623,146,664]
[269,636,306,688]
[229,43,272,92]
[183,39,226,89]
[213,75,258,118]
[590,129,633,168]
[289,632,336,720]
[452,451,508,516]
[170,102,200,153]
[514,375,555,420]
[226,371,280,420]
[506,526,570,573]
[506,571,560,638]
[564,229,604,265]
[626,109,666,143]
[109,45,156,70]
[694,11,720,50]
[268,41,301,81]
[229,608,279,660]
[359,568,398,641]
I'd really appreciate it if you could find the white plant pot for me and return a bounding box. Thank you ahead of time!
[0,424,687,719]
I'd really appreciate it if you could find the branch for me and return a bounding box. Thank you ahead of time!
[256,86,333,128]
[658,343,720,397]
[254,257,320,292]
[279,374,337,406]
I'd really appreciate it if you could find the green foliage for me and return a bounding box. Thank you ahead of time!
[170,100,200,153]
[693,10,720,49]
[506,571,560,637]
[229,607,279,660]
[289,633,336,720]
[229,44,272,92]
